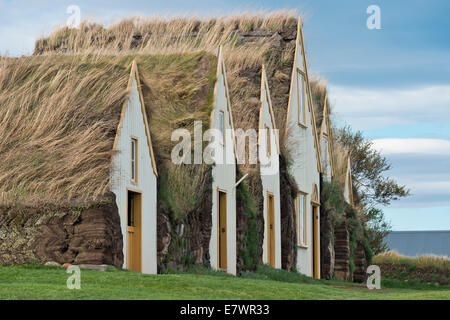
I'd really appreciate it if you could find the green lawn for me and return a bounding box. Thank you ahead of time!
[0,265,449,300]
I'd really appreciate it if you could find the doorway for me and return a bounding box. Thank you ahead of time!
[311,204,320,279]
[127,190,142,272]
[218,190,227,272]
[267,193,276,267]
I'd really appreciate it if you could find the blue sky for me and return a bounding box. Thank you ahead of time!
[0,0,449,231]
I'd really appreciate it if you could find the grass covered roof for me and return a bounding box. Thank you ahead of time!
[34,12,299,141]
[1,12,301,206]
[0,52,217,205]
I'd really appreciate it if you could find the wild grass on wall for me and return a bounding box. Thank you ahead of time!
[321,181,346,228]
[158,163,213,271]
[236,175,262,272]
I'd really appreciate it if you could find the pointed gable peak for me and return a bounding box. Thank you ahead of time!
[259,64,280,154]
[114,60,158,177]
[345,155,354,205]
[319,92,330,138]
[217,46,227,74]
[260,65,274,124]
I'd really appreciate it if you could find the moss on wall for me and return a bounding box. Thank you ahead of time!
[157,164,213,272]
[236,169,263,273]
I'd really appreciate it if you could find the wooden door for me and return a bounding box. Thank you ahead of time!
[267,194,276,267]
[218,191,227,271]
[311,205,320,279]
[127,191,142,272]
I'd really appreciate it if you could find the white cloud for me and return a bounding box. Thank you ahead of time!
[411,181,450,193]
[328,85,450,130]
[372,138,450,155]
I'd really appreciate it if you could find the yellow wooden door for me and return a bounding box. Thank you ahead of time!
[127,191,142,272]
[267,194,276,267]
[218,191,227,271]
[311,205,320,279]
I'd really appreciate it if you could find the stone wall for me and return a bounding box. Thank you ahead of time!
[279,156,298,271]
[334,223,351,281]
[157,168,213,272]
[353,241,368,283]
[320,206,335,280]
[0,195,123,267]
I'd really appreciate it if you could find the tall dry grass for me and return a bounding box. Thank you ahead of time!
[0,52,217,206]
[332,142,350,193]
[0,55,130,205]
[1,12,301,205]
[35,12,299,145]
[35,12,297,71]
[374,250,450,271]
[310,76,329,130]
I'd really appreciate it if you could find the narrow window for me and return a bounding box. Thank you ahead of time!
[297,192,307,247]
[131,138,138,183]
[297,69,306,126]
[265,125,271,157]
[218,110,225,145]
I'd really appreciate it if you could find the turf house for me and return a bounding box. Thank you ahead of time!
[0,12,372,281]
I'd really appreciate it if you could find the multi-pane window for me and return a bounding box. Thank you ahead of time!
[296,192,307,247]
[297,69,306,126]
[131,138,138,183]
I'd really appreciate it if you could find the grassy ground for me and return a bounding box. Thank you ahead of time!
[0,265,449,300]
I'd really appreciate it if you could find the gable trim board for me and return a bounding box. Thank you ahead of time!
[211,46,238,157]
[258,65,280,155]
[318,93,335,179]
[344,156,354,206]
[113,60,158,177]
[110,61,158,274]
